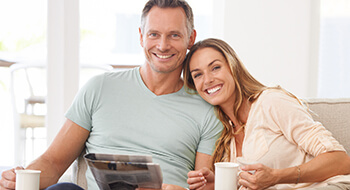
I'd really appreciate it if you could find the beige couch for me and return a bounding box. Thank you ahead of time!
[69,98,350,189]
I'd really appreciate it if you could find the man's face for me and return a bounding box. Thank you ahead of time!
[139,6,196,74]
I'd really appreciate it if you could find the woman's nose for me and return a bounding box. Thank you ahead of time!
[204,73,214,84]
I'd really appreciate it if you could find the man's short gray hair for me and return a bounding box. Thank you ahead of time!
[140,0,194,38]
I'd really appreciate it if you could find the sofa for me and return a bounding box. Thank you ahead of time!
[68,98,350,189]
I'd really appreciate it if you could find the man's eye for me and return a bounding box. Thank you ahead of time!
[172,34,180,38]
[149,33,157,37]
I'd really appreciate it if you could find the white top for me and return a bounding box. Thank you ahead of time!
[230,89,350,189]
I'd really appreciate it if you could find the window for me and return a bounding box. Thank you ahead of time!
[0,0,47,166]
[318,0,350,98]
[0,0,47,59]
[79,0,214,66]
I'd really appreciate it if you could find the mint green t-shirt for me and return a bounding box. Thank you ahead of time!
[65,67,222,189]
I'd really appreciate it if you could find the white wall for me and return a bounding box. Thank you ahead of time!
[213,0,320,98]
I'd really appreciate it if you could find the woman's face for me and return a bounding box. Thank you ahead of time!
[189,47,236,107]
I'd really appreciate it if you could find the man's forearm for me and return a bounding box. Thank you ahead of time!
[26,154,63,189]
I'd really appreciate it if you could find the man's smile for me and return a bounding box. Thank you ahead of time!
[154,53,175,59]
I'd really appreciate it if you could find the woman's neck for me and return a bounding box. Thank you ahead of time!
[221,98,251,127]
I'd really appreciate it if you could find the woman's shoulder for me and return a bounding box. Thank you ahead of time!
[256,88,301,109]
[259,88,289,101]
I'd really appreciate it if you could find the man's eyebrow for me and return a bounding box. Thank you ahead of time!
[169,30,183,34]
[147,29,158,33]
[189,59,220,73]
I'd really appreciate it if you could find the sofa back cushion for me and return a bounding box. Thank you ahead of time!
[306,98,350,155]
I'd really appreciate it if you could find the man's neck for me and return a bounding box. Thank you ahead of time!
[139,64,184,96]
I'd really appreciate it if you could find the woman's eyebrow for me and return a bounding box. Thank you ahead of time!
[190,68,199,73]
[190,59,220,73]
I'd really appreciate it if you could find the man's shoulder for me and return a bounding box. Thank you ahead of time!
[80,68,139,92]
[177,89,209,103]
[104,67,138,79]
[175,89,215,114]
[91,67,139,86]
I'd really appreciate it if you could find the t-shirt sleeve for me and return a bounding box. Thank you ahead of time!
[65,74,104,131]
[197,106,223,155]
[262,91,346,156]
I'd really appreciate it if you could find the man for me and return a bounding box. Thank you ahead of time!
[0,0,222,189]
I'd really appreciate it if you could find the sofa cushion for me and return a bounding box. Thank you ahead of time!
[306,98,350,155]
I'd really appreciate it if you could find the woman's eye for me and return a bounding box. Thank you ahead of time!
[193,73,202,79]
[213,66,221,71]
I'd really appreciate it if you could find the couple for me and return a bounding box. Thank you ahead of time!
[1,0,350,190]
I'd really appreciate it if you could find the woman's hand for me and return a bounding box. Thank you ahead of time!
[187,167,215,190]
[238,163,278,190]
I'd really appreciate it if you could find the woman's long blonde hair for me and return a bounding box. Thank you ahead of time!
[183,38,300,170]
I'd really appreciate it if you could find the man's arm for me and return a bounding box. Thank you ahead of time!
[193,152,214,190]
[26,119,89,189]
[194,152,211,171]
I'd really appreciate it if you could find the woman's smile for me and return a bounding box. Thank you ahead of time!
[205,84,222,95]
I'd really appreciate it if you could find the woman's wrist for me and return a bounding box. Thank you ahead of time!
[295,166,301,184]
[274,166,300,184]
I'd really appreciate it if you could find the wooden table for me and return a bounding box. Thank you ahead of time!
[0,59,15,67]
[111,64,139,69]
[1,59,139,69]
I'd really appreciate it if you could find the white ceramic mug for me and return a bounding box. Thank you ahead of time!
[15,169,41,190]
[215,162,239,190]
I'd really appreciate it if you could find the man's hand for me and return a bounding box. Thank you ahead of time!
[0,166,24,190]
[187,167,214,190]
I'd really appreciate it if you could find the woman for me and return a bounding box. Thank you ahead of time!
[183,38,350,190]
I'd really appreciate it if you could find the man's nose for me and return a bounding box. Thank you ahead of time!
[157,36,170,51]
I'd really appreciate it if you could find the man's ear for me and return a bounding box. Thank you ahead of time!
[187,29,197,49]
[139,27,144,47]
